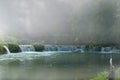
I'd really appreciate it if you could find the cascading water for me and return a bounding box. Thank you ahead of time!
[2,45,86,54]
[101,47,112,53]
[44,45,82,52]
[3,46,10,54]
[19,45,35,52]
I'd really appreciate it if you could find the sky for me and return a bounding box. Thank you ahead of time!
[0,0,119,44]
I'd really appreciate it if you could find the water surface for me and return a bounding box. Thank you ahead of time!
[0,52,119,80]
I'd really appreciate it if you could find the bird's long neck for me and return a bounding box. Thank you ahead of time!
[110,58,113,66]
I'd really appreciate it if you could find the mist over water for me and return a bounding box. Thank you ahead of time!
[0,0,120,44]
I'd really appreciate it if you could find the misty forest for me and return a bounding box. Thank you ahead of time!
[0,0,120,80]
[0,0,120,45]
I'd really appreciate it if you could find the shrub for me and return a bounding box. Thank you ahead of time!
[90,71,108,80]
[7,43,21,53]
[0,45,5,54]
[0,42,8,54]
[86,43,95,50]
[33,43,44,52]
[90,67,120,80]
[86,42,116,51]
[115,68,120,80]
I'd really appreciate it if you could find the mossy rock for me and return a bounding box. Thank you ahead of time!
[7,43,21,53]
[0,45,6,54]
[33,43,44,52]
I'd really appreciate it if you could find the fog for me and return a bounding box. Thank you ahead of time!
[0,0,120,44]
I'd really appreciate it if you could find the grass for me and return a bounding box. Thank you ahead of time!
[90,67,120,80]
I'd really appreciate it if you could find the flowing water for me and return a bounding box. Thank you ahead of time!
[19,45,35,52]
[3,46,10,54]
[0,52,120,80]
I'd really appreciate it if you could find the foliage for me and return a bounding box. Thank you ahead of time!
[115,68,120,80]
[0,45,5,54]
[7,43,21,53]
[90,67,120,80]
[86,42,116,50]
[94,0,117,43]
[86,43,95,50]
[33,43,44,51]
[90,71,108,80]
[0,42,8,54]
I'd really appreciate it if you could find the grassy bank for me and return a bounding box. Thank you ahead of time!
[90,67,120,80]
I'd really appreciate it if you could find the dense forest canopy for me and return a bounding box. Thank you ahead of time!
[0,0,120,44]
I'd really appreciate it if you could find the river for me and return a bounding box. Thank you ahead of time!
[0,52,119,80]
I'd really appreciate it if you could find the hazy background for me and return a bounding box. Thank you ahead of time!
[0,0,120,44]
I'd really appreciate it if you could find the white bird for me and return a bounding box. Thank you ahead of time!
[108,58,115,80]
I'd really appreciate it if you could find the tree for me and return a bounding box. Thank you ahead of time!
[94,0,117,44]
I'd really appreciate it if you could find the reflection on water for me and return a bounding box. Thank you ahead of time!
[0,52,119,80]
[0,65,108,80]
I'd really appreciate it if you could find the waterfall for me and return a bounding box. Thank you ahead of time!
[19,45,35,52]
[101,47,112,53]
[3,46,10,54]
[44,45,83,52]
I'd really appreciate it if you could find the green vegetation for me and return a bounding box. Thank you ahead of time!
[86,42,117,51]
[0,45,5,54]
[90,67,120,80]
[94,1,117,43]
[90,71,108,80]
[86,43,95,50]
[7,43,21,53]
[33,43,44,52]
[0,42,8,54]
[115,68,120,80]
